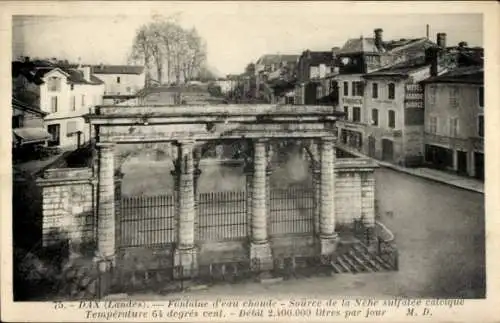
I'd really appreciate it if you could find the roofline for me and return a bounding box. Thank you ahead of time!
[12,99,48,116]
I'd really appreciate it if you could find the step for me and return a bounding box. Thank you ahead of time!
[329,261,343,274]
[352,248,383,271]
[348,250,375,273]
[341,254,363,274]
[353,244,394,271]
[335,256,353,273]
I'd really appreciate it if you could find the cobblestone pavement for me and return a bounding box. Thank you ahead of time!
[121,157,485,299]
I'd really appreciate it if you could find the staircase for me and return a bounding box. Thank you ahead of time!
[329,243,396,274]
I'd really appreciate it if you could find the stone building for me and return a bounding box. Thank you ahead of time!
[294,49,339,105]
[91,65,145,96]
[421,66,484,180]
[12,59,105,149]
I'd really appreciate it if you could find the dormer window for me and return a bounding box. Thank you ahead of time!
[48,77,61,92]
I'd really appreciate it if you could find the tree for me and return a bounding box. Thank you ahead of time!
[129,17,208,85]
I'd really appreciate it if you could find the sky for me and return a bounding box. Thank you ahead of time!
[12,4,483,76]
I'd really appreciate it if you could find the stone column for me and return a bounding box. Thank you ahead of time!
[173,140,198,278]
[310,160,321,236]
[250,139,273,271]
[244,161,254,241]
[319,136,338,257]
[114,170,124,257]
[96,143,116,263]
[193,148,202,243]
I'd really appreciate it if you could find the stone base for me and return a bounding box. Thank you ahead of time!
[174,247,198,279]
[317,233,339,259]
[249,242,273,271]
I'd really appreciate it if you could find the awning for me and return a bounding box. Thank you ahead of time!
[13,127,51,145]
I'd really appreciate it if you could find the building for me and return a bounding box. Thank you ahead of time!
[421,66,484,180]
[91,64,145,96]
[295,49,339,105]
[361,62,432,166]
[12,59,105,149]
[254,54,299,101]
[334,28,438,156]
[12,96,50,161]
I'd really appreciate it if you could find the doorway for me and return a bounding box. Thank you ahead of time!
[47,124,60,147]
[368,136,376,158]
[474,152,484,181]
[457,150,468,175]
[382,139,394,162]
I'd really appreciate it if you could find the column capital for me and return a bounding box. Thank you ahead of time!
[175,139,196,148]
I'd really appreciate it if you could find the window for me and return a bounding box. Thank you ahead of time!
[343,82,349,96]
[70,84,74,91]
[117,76,121,83]
[388,110,396,128]
[450,117,459,137]
[352,81,364,97]
[66,121,77,136]
[343,106,349,120]
[388,83,395,100]
[479,86,484,108]
[429,116,438,134]
[316,85,323,99]
[478,114,484,138]
[81,94,85,107]
[372,109,379,126]
[449,87,459,108]
[50,96,58,113]
[47,77,61,92]
[126,86,131,93]
[353,107,361,122]
[71,96,76,111]
[47,124,60,147]
[372,83,378,99]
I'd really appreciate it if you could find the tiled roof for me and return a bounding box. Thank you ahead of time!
[364,61,430,78]
[91,65,145,75]
[12,96,47,116]
[302,51,333,66]
[338,37,380,54]
[421,66,483,84]
[256,54,299,66]
[12,61,104,85]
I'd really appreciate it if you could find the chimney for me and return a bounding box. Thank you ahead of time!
[78,66,91,82]
[458,41,468,48]
[24,56,30,63]
[437,33,447,48]
[426,24,430,39]
[305,49,311,60]
[426,47,439,76]
[374,28,384,51]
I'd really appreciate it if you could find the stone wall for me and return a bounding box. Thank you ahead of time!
[37,168,97,251]
[334,161,377,227]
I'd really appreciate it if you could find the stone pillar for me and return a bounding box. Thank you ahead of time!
[244,161,253,240]
[96,143,116,263]
[310,160,321,236]
[250,139,273,271]
[114,170,124,257]
[319,136,338,257]
[174,140,198,278]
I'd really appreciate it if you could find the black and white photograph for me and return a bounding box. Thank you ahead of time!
[2,1,497,322]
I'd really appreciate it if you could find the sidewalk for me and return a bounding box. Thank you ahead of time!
[335,145,484,194]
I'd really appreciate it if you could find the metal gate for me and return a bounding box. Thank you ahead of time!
[269,184,314,236]
[120,194,177,248]
[197,191,248,241]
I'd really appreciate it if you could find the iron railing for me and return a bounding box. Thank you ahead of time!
[269,185,315,236]
[120,195,177,248]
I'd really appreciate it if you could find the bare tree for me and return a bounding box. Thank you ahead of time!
[130,16,210,86]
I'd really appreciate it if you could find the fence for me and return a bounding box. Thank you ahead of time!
[120,195,177,248]
[197,191,247,241]
[269,185,315,236]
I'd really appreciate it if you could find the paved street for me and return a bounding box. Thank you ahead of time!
[121,153,485,298]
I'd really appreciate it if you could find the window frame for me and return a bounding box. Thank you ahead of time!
[50,96,58,113]
[478,114,484,138]
[429,115,438,134]
[352,106,361,122]
[343,106,349,120]
[449,117,459,137]
[81,94,85,107]
[47,77,61,92]
[71,95,76,111]
[372,108,379,126]
[372,82,378,99]
[343,82,349,96]
[117,76,121,84]
[388,83,396,100]
[388,110,396,128]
